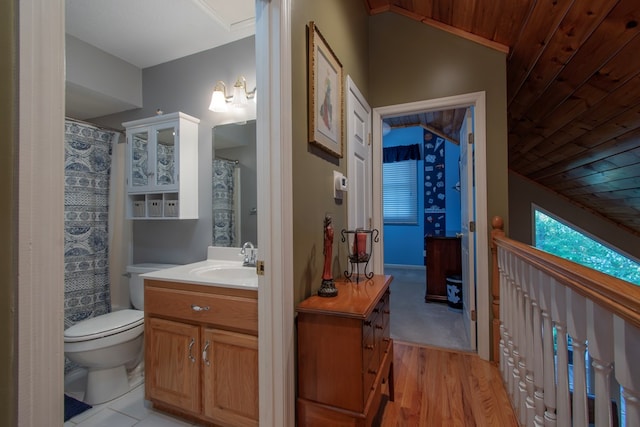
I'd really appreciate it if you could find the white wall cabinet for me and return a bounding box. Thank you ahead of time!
[123,112,199,219]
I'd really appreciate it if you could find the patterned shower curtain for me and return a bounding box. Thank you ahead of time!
[212,159,237,247]
[64,120,116,328]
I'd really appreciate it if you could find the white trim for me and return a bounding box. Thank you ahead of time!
[372,92,491,360]
[256,0,295,426]
[19,0,65,424]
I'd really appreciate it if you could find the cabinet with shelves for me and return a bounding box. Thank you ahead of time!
[144,280,258,427]
[123,112,199,219]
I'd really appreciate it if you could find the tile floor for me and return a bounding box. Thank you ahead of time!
[64,384,198,427]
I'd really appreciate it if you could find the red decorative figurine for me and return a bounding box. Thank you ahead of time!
[318,215,338,297]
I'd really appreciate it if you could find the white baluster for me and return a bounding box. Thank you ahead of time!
[506,252,516,399]
[517,259,528,424]
[587,301,614,426]
[534,270,549,427]
[614,316,640,427]
[551,278,569,426]
[498,247,507,382]
[567,289,588,427]
[534,271,555,426]
[541,273,557,427]
[512,258,523,416]
[524,264,537,427]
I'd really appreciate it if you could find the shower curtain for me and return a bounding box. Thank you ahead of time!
[64,120,117,328]
[212,159,239,247]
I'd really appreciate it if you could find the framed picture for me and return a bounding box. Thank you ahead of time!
[308,21,343,158]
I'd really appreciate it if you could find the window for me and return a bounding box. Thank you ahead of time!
[383,160,418,224]
[534,208,640,285]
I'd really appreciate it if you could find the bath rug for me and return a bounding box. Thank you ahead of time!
[64,394,92,421]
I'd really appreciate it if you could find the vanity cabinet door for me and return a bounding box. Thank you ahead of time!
[146,317,201,414]
[202,328,259,427]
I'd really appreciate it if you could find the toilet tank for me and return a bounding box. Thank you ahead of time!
[126,263,179,310]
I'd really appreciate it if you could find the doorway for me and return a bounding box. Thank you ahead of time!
[372,92,491,360]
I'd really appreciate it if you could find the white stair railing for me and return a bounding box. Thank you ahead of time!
[491,217,640,426]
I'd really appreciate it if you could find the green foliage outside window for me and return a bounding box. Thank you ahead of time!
[534,210,640,286]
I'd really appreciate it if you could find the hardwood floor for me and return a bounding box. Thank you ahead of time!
[379,341,518,426]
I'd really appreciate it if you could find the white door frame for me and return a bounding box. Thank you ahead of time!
[19,0,295,425]
[255,0,295,425]
[372,92,491,360]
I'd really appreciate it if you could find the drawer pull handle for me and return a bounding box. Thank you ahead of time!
[375,324,384,330]
[365,344,374,350]
[383,310,390,314]
[364,320,372,326]
[382,337,390,343]
[373,308,380,313]
[191,304,210,312]
[368,369,377,375]
[188,338,196,363]
[202,340,211,367]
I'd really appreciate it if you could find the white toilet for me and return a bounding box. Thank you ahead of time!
[64,263,178,405]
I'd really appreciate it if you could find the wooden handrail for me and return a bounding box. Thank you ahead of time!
[491,216,640,330]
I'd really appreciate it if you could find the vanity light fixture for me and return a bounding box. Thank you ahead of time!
[208,76,256,112]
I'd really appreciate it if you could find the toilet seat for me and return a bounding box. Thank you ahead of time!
[64,309,144,343]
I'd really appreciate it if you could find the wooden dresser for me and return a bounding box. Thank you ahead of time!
[425,234,462,302]
[296,275,394,426]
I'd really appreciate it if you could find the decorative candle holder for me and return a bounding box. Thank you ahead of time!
[341,228,379,282]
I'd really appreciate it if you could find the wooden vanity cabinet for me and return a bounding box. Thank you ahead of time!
[296,275,394,427]
[144,279,258,427]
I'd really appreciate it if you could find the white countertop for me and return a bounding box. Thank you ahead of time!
[141,247,258,290]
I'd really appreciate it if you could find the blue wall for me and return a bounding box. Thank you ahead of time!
[383,127,461,266]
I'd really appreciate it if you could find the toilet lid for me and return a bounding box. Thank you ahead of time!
[64,309,144,342]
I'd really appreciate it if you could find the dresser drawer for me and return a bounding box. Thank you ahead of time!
[145,286,258,334]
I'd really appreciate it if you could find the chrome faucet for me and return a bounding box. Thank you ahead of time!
[240,242,257,267]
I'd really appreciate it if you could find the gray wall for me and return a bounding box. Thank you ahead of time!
[509,171,640,261]
[94,36,256,264]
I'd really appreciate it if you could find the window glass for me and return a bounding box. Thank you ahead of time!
[383,160,418,224]
[534,209,640,285]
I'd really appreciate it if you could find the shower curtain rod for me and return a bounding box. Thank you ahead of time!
[65,116,125,139]
[215,156,239,164]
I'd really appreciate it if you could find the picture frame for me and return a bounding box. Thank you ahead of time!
[308,21,343,158]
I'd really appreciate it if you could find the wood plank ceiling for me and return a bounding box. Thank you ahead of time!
[366,0,640,236]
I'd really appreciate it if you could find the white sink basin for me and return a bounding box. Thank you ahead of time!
[190,265,258,285]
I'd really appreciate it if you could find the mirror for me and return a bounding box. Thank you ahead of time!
[212,120,257,247]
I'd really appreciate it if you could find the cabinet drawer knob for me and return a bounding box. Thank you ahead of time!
[375,324,384,330]
[368,369,377,375]
[364,320,372,326]
[365,344,374,350]
[191,304,210,312]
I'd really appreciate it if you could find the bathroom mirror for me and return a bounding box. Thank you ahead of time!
[212,120,257,247]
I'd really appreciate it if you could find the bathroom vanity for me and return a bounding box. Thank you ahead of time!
[142,255,259,427]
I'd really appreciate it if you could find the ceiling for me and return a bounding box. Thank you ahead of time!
[66,0,255,69]
[65,0,254,118]
[366,0,640,237]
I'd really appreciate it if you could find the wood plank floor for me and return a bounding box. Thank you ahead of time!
[378,341,518,426]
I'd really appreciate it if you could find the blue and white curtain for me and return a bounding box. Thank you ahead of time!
[64,120,116,328]
[212,159,237,247]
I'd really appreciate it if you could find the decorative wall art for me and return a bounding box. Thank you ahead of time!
[423,131,447,236]
[308,21,343,158]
